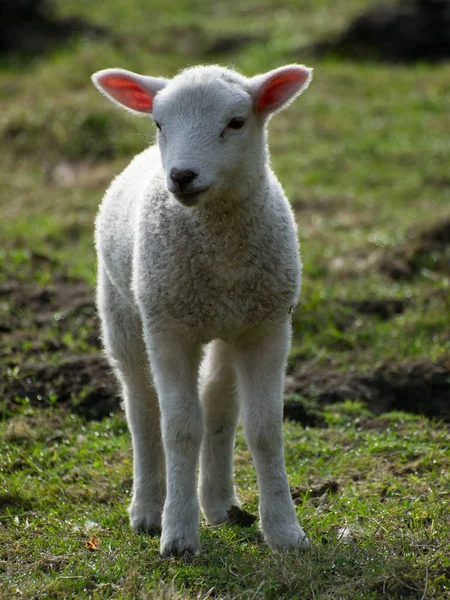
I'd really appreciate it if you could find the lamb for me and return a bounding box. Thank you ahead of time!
[91,63,313,557]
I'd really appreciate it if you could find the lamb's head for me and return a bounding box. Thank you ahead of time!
[92,64,312,207]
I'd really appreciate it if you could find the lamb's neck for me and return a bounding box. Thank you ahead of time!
[205,159,272,213]
[192,178,270,257]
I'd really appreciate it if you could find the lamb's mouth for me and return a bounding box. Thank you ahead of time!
[173,187,210,206]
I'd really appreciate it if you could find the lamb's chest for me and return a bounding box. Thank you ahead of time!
[136,205,299,337]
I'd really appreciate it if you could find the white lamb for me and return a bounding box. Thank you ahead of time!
[92,63,313,557]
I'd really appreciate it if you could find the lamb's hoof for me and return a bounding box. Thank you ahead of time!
[160,537,199,559]
[135,523,161,536]
[130,512,162,536]
[297,532,310,551]
[265,523,310,553]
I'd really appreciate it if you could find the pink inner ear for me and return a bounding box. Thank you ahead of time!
[98,74,153,112]
[257,70,308,111]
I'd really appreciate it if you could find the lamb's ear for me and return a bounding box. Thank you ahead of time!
[91,69,168,115]
[249,65,312,115]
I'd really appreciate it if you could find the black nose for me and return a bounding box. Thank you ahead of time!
[170,168,198,189]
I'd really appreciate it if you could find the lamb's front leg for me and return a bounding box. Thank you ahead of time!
[97,267,165,534]
[145,329,203,557]
[234,321,309,552]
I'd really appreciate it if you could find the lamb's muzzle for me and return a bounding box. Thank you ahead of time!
[170,167,198,188]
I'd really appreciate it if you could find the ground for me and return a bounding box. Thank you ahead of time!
[0,0,449,598]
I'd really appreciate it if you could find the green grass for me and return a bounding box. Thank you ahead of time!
[1,406,449,599]
[1,0,449,597]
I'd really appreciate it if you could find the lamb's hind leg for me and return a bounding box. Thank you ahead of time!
[97,266,165,534]
[199,340,240,525]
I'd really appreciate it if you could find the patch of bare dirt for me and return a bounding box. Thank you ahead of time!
[3,354,118,419]
[206,33,267,56]
[380,218,450,280]
[291,480,339,505]
[330,219,450,280]
[343,299,408,320]
[1,0,109,57]
[0,277,99,348]
[286,358,450,422]
[283,396,326,427]
[226,505,257,527]
[2,271,448,423]
[0,275,118,419]
[317,299,409,334]
[311,0,450,63]
[0,492,33,511]
[150,26,266,58]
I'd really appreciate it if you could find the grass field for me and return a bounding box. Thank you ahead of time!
[1,0,449,598]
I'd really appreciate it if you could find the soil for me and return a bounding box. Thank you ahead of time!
[226,505,258,527]
[329,218,450,280]
[206,33,267,56]
[3,354,119,420]
[0,276,118,419]
[285,358,450,423]
[320,298,410,335]
[0,0,108,57]
[343,299,408,320]
[291,480,339,505]
[0,492,33,511]
[0,278,97,334]
[283,398,326,427]
[148,26,266,58]
[310,0,450,63]
[379,218,450,280]
[1,273,449,423]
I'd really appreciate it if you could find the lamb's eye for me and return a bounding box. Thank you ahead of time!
[227,117,245,130]
[154,121,162,131]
